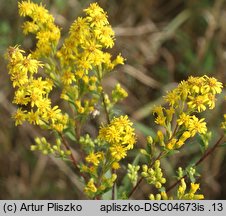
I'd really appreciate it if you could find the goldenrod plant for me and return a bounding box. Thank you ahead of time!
[6,1,225,200]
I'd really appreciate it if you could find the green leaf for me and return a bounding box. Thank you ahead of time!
[219,142,226,147]
[64,129,76,141]
[134,122,155,137]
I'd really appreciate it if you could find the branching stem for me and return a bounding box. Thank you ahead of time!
[166,134,225,193]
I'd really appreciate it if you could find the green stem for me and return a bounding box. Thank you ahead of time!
[96,66,114,199]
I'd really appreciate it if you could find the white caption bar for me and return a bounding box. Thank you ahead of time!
[0,200,225,216]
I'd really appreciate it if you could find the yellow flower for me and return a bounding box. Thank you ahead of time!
[27,110,40,125]
[36,98,51,113]
[180,131,191,142]
[206,93,216,109]
[94,25,115,48]
[166,138,177,150]
[177,80,190,100]
[153,105,164,116]
[61,70,75,85]
[164,89,180,107]
[155,116,166,126]
[46,106,62,123]
[165,107,175,122]
[22,21,39,35]
[13,108,27,126]
[187,95,208,112]
[187,76,205,94]
[177,113,191,128]
[18,1,60,58]
[84,178,97,194]
[98,115,136,161]
[188,116,207,137]
[187,183,204,200]
[84,3,109,27]
[13,89,29,105]
[177,178,186,199]
[85,152,103,166]
[113,53,125,66]
[112,162,120,170]
[18,0,35,17]
[110,145,127,161]
[203,76,223,94]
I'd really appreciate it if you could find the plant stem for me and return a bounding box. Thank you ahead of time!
[59,133,87,180]
[97,66,114,199]
[60,133,78,166]
[166,134,225,193]
[128,151,164,199]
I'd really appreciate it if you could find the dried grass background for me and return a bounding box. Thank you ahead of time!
[0,0,226,199]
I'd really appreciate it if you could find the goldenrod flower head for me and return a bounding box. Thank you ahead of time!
[156,130,165,146]
[13,108,27,126]
[164,76,223,113]
[188,116,207,137]
[177,113,191,127]
[57,2,122,76]
[166,138,177,150]
[112,162,120,170]
[164,89,180,107]
[175,131,191,149]
[7,45,67,132]
[18,1,60,58]
[110,145,127,161]
[84,178,97,194]
[177,178,204,200]
[177,178,186,198]
[202,75,223,94]
[85,151,103,166]
[188,95,208,112]
[98,115,136,161]
[18,0,35,17]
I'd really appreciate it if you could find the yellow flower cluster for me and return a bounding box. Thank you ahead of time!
[153,76,223,150]
[6,46,68,132]
[98,115,136,161]
[55,3,125,118]
[85,151,104,166]
[149,178,204,200]
[57,3,123,70]
[84,174,117,198]
[177,178,204,200]
[18,0,60,58]
[164,75,223,112]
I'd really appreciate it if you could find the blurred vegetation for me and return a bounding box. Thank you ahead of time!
[0,0,225,199]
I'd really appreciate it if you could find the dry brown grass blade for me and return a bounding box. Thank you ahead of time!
[123,64,161,89]
[114,22,157,37]
[50,156,86,197]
